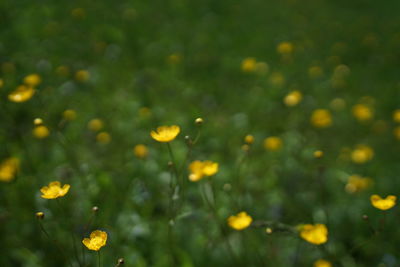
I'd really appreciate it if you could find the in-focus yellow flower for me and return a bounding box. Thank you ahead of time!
[393,109,400,123]
[352,104,373,121]
[299,224,328,245]
[263,136,282,151]
[8,85,35,103]
[244,134,254,144]
[308,66,323,79]
[345,175,372,193]
[23,74,41,87]
[63,109,77,121]
[96,132,111,144]
[75,70,90,82]
[88,119,104,132]
[241,57,257,72]
[0,157,19,182]
[310,109,332,128]
[40,181,70,199]
[82,230,107,251]
[277,41,294,55]
[370,194,396,210]
[133,144,148,159]
[33,125,50,139]
[227,211,252,230]
[351,145,374,164]
[150,125,180,143]
[284,90,302,107]
[188,160,218,182]
[314,259,332,267]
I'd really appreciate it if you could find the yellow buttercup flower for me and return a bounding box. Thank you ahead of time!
[277,41,294,55]
[82,230,107,251]
[188,160,218,182]
[227,211,253,230]
[313,150,324,158]
[394,126,400,140]
[33,125,50,139]
[314,259,332,267]
[370,194,396,210]
[263,136,282,151]
[23,74,41,87]
[40,181,70,199]
[284,90,302,107]
[96,132,111,144]
[133,144,148,159]
[345,175,372,193]
[244,134,254,144]
[88,119,104,131]
[311,109,332,128]
[330,98,346,111]
[393,109,400,123]
[241,57,257,72]
[299,224,328,245]
[308,66,323,79]
[75,70,90,82]
[0,157,19,182]
[0,78,4,88]
[351,145,374,164]
[269,72,285,87]
[56,65,70,76]
[8,85,35,103]
[352,104,373,121]
[63,109,77,121]
[34,118,43,125]
[150,125,180,143]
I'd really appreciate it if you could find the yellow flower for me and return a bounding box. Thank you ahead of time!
[244,134,254,144]
[330,98,346,111]
[34,118,43,125]
[284,90,302,107]
[167,53,183,64]
[351,145,374,164]
[310,109,332,128]
[308,66,323,79]
[314,259,332,267]
[263,136,282,151]
[227,211,253,230]
[299,224,328,245]
[33,125,50,139]
[394,126,400,140]
[82,230,107,251]
[188,160,218,182]
[71,8,86,19]
[277,41,294,55]
[313,150,324,158]
[393,109,400,123]
[96,132,111,144]
[0,78,4,88]
[370,194,396,210]
[269,72,285,87]
[241,57,257,72]
[88,119,104,131]
[0,157,19,182]
[150,125,180,143]
[8,85,35,103]
[56,65,70,76]
[133,144,148,159]
[40,181,70,199]
[63,109,77,121]
[352,104,373,121]
[345,175,372,193]
[23,74,41,87]
[75,70,90,82]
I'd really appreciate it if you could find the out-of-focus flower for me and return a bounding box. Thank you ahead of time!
[310,109,332,128]
[308,66,323,79]
[255,62,269,74]
[33,125,50,139]
[34,118,43,125]
[269,72,285,87]
[150,125,180,143]
[40,181,70,199]
[277,41,294,55]
[227,211,252,230]
[394,126,400,140]
[133,144,148,159]
[63,109,77,121]
[88,119,104,132]
[352,104,373,121]
[36,212,45,220]
[71,8,86,19]
[284,90,302,107]
[314,150,323,158]
[0,78,4,88]
[167,53,182,64]
[351,145,374,164]
[314,259,332,267]
[330,98,346,111]
[370,195,396,210]
[393,109,400,123]
[299,224,328,245]
[0,157,19,182]
[96,132,111,144]
[56,65,70,76]
[75,70,90,82]
[8,85,35,103]
[263,136,282,151]
[188,160,218,182]
[195,117,204,125]
[345,175,372,193]
[244,134,254,144]
[241,57,257,72]
[82,230,107,251]
[23,74,41,87]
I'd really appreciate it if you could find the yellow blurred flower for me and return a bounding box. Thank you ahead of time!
[88,119,104,132]
[310,109,332,128]
[393,109,400,123]
[82,230,107,251]
[23,74,41,87]
[40,181,70,199]
[33,118,43,125]
[299,224,328,245]
[313,150,324,158]
[71,8,86,19]
[394,126,400,140]
[244,134,254,144]
[255,62,269,74]
[308,66,323,79]
[241,57,257,72]
[188,160,218,182]
[75,70,90,82]
[263,136,282,151]
[370,194,396,210]
[314,259,332,267]
[283,90,302,107]
[33,125,50,139]
[330,98,346,111]
[150,125,180,143]
[351,145,374,164]
[133,144,148,159]
[8,85,35,103]
[352,104,373,121]
[167,53,182,64]
[227,211,253,230]
[56,65,70,76]
[269,72,285,87]
[277,41,294,55]
[345,175,372,193]
[0,157,19,182]
[96,132,111,144]
[0,78,4,88]
[63,109,77,121]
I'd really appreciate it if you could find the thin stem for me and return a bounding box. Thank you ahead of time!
[98,251,101,267]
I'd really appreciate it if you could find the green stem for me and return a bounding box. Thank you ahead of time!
[98,251,101,267]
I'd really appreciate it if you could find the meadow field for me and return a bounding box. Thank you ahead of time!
[1,0,400,266]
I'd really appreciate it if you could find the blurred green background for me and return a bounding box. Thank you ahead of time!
[1,0,400,266]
